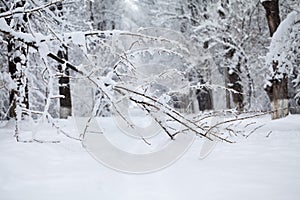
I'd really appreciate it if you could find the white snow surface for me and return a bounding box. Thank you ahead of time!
[0,114,300,200]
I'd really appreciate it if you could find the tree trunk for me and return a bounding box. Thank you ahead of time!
[6,0,29,118]
[262,0,281,37]
[225,48,244,112]
[57,48,72,119]
[224,66,231,109]
[89,0,95,29]
[265,62,289,119]
[8,40,29,118]
[228,67,244,112]
[262,0,289,119]
[289,70,300,114]
[196,88,213,111]
[51,2,72,118]
[97,0,116,31]
[187,0,213,111]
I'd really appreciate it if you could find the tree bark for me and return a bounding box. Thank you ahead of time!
[97,0,115,31]
[225,48,244,112]
[8,39,29,118]
[264,62,289,119]
[57,48,72,119]
[6,0,29,118]
[262,0,289,119]
[228,67,244,112]
[262,0,281,37]
[52,2,72,118]
[188,0,213,111]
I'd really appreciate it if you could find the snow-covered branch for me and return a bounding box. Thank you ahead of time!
[0,0,65,19]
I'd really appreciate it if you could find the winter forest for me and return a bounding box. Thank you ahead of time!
[0,0,300,199]
[0,0,299,138]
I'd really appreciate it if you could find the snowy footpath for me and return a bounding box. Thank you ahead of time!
[0,115,300,200]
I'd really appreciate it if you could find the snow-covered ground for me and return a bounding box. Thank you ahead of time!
[0,114,300,200]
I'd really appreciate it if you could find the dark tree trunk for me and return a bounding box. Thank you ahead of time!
[262,0,289,119]
[265,62,289,119]
[97,0,115,31]
[57,48,72,118]
[50,2,72,118]
[6,0,29,118]
[289,69,300,114]
[187,0,213,112]
[89,0,95,29]
[196,88,213,111]
[8,39,29,118]
[228,69,244,112]
[225,48,244,112]
[262,0,281,37]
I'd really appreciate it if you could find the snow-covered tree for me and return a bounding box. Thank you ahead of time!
[1,0,29,121]
[262,0,300,119]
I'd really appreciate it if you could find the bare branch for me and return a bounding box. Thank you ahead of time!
[246,124,265,138]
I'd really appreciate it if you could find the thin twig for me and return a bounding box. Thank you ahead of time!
[246,124,265,138]
[266,131,272,138]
